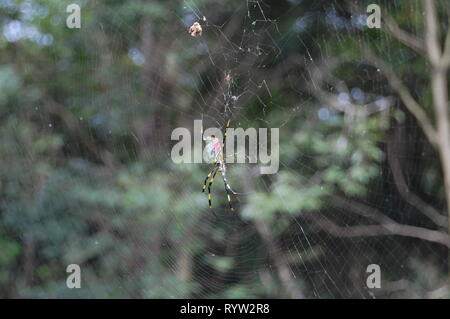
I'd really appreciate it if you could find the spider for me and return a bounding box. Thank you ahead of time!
[202,119,236,211]
[188,22,202,37]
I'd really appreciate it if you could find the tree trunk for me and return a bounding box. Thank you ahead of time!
[432,68,450,280]
[423,0,450,278]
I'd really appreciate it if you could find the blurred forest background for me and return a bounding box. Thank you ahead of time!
[1,0,450,298]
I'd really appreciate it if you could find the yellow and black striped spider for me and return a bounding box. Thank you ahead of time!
[202,119,236,211]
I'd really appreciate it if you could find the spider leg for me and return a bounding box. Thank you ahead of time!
[221,168,237,195]
[220,169,235,211]
[206,166,219,208]
[206,166,219,191]
[202,167,216,193]
[222,119,231,160]
[221,119,235,211]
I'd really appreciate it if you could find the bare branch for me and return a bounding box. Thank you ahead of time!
[345,1,425,55]
[388,128,448,228]
[254,218,305,298]
[423,0,450,224]
[383,13,425,55]
[241,168,304,298]
[441,28,450,69]
[332,196,396,224]
[307,58,392,121]
[426,284,450,298]
[423,0,441,66]
[327,196,450,247]
[363,48,439,147]
[313,216,450,249]
[311,197,450,248]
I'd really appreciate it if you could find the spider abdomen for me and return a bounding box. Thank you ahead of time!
[204,138,223,164]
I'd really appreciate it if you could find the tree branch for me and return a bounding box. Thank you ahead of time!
[312,197,450,249]
[306,58,392,122]
[241,167,304,298]
[332,196,395,224]
[387,127,448,228]
[441,28,450,69]
[423,0,450,229]
[363,48,439,147]
[345,1,425,54]
[332,196,450,247]
[313,216,450,249]
[383,12,425,55]
[423,0,441,66]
